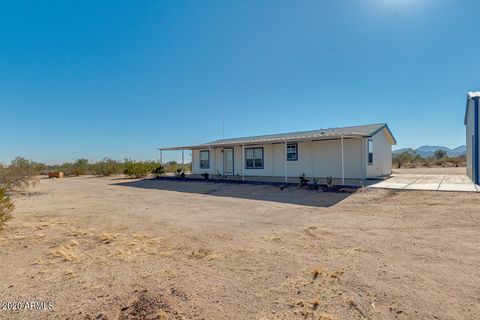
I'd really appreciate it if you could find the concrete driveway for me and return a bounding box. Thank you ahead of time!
[369,173,479,192]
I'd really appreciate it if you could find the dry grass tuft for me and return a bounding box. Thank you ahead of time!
[311,299,321,310]
[319,314,340,320]
[328,269,344,279]
[50,243,79,262]
[312,267,322,280]
[191,248,212,259]
[157,309,169,320]
[260,235,282,242]
[100,232,113,243]
[311,267,344,280]
[63,269,78,279]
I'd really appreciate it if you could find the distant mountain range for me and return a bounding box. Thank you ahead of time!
[393,145,466,158]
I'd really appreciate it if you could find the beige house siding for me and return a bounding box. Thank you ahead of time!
[192,136,391,179]
[367,128,393,178]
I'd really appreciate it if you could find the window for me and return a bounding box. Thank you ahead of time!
[199,150,209,169]
[245,147,263,169]
[287,143,298,161]
[368,139,373,165]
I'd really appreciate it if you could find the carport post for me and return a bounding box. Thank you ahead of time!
[181,148,184,172]
[284,139,288,183]
[212,147,215,175]
[159,150,163,165]
[341,136,345,185]
[209,147,213,176]
[242,144,245,181]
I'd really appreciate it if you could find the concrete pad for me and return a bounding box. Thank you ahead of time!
[369,174,423,189]
[404,175,444,190]
[438,183,478,192]
[442,175,474,184]
[369,182,411,189]
[368,173,478,192]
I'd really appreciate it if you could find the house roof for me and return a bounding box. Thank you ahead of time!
[465,92,480,125]
[159,123,397,150]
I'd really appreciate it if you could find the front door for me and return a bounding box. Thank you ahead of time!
[223,148,234,175]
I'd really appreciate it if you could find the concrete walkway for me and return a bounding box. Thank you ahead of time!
[369,174,479,192]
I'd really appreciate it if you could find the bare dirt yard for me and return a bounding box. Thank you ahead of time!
[392,166,467,175]
[1,176,479,320]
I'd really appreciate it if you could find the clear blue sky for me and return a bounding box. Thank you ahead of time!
[1,0,479,164]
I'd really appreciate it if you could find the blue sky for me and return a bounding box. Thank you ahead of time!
[1,0,479,164]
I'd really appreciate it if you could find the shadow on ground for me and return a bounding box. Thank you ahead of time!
[112,179,353,207]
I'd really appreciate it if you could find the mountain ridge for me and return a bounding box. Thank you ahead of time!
[393,145,466,158]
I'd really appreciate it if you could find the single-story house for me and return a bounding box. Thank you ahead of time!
[159,123,397,184]
[465,92,480,184]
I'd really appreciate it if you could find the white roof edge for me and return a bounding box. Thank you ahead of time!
[468,91,480,99]
[159,132,371,150]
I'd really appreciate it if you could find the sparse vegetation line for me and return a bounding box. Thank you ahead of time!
[393,149,466,169]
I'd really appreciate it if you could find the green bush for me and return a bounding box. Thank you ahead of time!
[71,158,89,176]
[433,149,448,160]
[0,187,13,228]
[298,173,310,186]
[0,156,43,191]
[0,156,45,228]
[152,165,165,178]
[392,150,422,169]
[57,162,74,175]
[90,158,124,176]
[123,160,159,178]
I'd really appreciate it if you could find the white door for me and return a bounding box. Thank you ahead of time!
[223,148,234,175]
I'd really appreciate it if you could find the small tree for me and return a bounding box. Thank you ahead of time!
[123,160,159,178]
[72,158,89,176]
[91,158,124,176]
[393,150,417,169]
[0,156,44,228]
[433,149,448,160]
[1,157,43,191]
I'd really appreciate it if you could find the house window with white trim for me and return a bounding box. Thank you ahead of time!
[199,150,209,169]
[368,139,373,165]
[245,147,263,169]
[287,143,298,161]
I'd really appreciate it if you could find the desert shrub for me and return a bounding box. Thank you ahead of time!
[123,160,158,178]
[56,162,74,175]
[309,178,320,191]
[161,161,191,174]
[71,158,89,176]
[326,176,334,188]
[433,149,448,160]
[0,156,43,191]
[392,150,418,169]
[174,168,187,178]
[0,156,44,228]
[0,187,13,228]
[152,165,165,178]
[215,170,227,179]
[91,158,124,176]
[299,173,310,186]
[449,155,466,167]
[435,157,449,167]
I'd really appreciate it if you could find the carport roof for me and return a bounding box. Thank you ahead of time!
[159,123,396,150]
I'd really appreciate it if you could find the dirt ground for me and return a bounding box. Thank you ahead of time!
[0,175,479,320]
[392,167,467,175]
